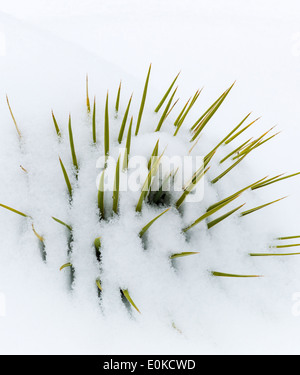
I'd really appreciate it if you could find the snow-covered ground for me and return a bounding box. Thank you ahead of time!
[0,0,300,354]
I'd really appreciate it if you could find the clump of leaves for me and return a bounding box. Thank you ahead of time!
[1,65,299,320]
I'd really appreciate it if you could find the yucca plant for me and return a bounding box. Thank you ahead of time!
[1,65,299,323]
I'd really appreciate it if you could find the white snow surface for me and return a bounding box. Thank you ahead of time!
[0,0,300,354]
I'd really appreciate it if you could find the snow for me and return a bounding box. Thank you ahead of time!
[0,0,300,354]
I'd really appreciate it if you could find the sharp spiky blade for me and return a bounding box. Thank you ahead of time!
[123,116,133,171]
[60,262,72,271]
[32,224,44,243]
[224,117,260,145]
[135,64,151,136]
[155,87,178,132]
[52,216,72,231]
[96,278,102,291]
[92,97,96,143]
[190,83,235,140]
[59,157,72,197]
[86,75,91,113]
[68,115,78,172]
[240,197,287,217]
[112,155,121,214]
[118,94,132,144]
[148,139,159,170]
[139,208,170,238]
[277,235,300,240]
[211,153,247,184]
[51,110,61,138]
[183,193,241,232]
[104,91,110,157]
[155,71,180,113]
[207,203,245,229]
[0,203,28,217]
[252,172,300,190]
[250,252,300,256]
[170,252,199,259]
[122,289,141,313]
[115,81,121,113]
[211,271,262,278]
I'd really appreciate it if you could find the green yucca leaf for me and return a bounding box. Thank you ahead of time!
[86,74,91,113]
[122,116,133,171]
[139,208,170,238]
[190,86,233,132]
[118,94,132,144]
[251,174,285,190]
[174,89,201,136]
[220,138,252,164]
[224,117,260,145]
[170,252,199,259]
[6,95,22,138]
[52,216,72,231]
[68,115,78,173]
[155,71,180,113]
[277,235,300,240]
[203,113,252,164]
[148,139,159,170]
[211,271,262,278]
[94,237,101,261]
[207,176,267,212]
[92,96,96,143]
[221,113,252,143]
[32,223,44,243]
[207,203,245,229]
[59,157,72,197]
[136,151,164,212]
[60,262,72,271]
[174,97,191,126]
[112,155,121,214]
[94,237,101,251]
[251,172,300,190]
[121,289,141,313]
[240,196,287,217]
[104,91,110,157]
[270,244,300,248]
[211,153,247,184]
[183,193,241,232]
[166,98,179,118]
[98,169,105,219]
[250,252,300,256]
[115,81,121,113]
[155,87,178,132]
[51,110,61,138]
[135,64,151,136]
[96,278,102,291]
[232,127,276,160]
[176,166,209,208]
[0,203,28,217]
[190,83,235,141]
[203,149,217,168]
[247,131,280,154]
